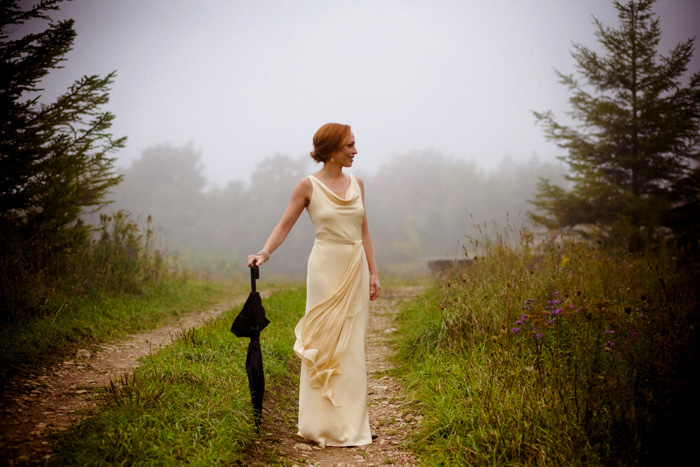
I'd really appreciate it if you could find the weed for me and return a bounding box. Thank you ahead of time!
[104,373,165,408]
[172,327,201,347]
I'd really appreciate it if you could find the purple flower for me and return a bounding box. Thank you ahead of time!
[553,309,562,315]
[516,320,522,325]
[629,331,639,337]
[604,329,615,334]
[547,320,554,325]
[511,327,520,333]
[605,341,615,348]
[521,314,528,320]
[535,333,544,339]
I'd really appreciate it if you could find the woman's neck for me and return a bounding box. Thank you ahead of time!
[318,162,345,180]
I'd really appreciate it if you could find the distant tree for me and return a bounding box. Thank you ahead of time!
[0,0,125,250]
[531,0,700,247]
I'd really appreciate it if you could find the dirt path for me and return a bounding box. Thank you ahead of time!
[254,286,422,467]
[0,295,245,466]
[1,286,424,466]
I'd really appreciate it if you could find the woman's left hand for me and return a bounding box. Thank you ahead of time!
[369,274,380,301]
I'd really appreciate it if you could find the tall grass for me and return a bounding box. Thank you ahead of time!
[50,287,305,466]
[395,227,700,466]
[0,211,234,383]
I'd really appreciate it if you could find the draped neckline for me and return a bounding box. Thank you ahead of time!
[308,174,358,204]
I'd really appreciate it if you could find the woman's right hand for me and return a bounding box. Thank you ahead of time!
[246,254,266,268]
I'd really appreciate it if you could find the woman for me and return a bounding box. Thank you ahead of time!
[247,123,380,447]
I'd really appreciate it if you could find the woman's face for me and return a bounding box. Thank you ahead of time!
[333,131,357,167]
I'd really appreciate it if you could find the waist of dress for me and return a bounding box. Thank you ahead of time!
[314,233,362,245]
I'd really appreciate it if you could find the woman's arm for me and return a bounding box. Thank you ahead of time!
[247,177,312,267]
[358,177,380,300]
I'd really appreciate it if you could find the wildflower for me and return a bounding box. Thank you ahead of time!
[547,320,554,325]
[629,332,639,338]
[560,256,570,268]
[516,320,522,325]
[553,309,562,315]
[604,329,615,334]
[605,341,615,348]
[511,327,520,333]
[535,333,544,339]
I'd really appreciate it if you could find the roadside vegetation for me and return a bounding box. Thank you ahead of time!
[50,287,305,466]
[394,228,699,465]
[0,211,236,383]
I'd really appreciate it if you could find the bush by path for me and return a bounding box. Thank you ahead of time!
[0,212,236,384]
[395,233,699,466]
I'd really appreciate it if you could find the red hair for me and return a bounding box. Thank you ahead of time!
[310,123,351,163]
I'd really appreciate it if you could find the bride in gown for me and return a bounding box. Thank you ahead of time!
[246,123,380,447]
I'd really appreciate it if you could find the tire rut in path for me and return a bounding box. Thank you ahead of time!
[0,295,246,466]
[257,285,422,467]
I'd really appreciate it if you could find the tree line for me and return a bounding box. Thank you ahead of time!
[2,0,699,315]
[104,145,566,277]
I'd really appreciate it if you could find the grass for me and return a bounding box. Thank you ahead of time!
[0,211,246,384]
[394,231,700,466]
[50,287,306,466]
[0,279,236,384]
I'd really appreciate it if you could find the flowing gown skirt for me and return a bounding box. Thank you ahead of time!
[294,238,372,447]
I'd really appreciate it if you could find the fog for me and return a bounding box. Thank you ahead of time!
[103,145,567,277]
[27,0,698,276]
[37,0,700,187]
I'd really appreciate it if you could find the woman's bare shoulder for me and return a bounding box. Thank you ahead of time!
[292,176,313,199]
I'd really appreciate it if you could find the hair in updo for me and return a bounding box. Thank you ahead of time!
[310,123,351,163]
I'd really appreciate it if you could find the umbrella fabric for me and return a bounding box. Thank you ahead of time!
[231,266,270,337]
[231,265,269,429]
[245,335,264,429]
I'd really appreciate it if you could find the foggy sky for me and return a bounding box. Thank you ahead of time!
[36,0,700,188]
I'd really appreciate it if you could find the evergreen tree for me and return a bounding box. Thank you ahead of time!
[0,0,125,251]
[531,0,700,246]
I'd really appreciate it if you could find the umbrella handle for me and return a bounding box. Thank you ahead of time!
[250,264,259,292]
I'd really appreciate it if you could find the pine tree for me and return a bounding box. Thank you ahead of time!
[531,0,700,247]
[0,0,125,251]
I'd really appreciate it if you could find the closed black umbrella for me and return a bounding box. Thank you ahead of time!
[231,264,270,430]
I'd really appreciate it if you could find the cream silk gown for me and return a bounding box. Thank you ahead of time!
[293,174,372,447]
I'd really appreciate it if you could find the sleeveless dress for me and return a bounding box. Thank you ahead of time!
[293,174,372,447]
